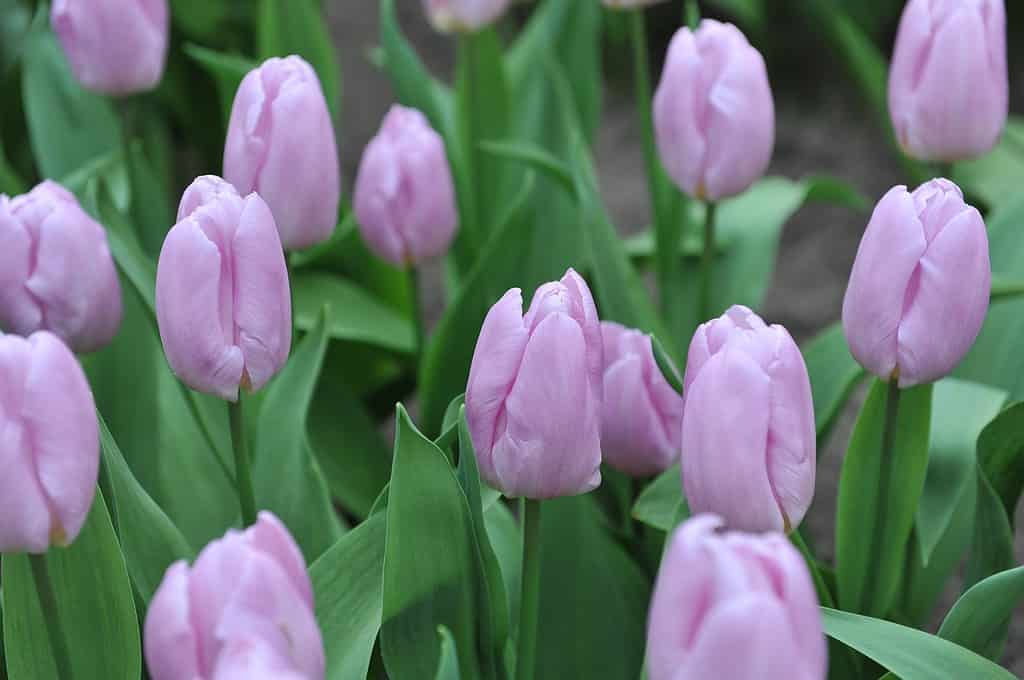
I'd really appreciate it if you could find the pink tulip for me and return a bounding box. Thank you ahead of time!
[224,56,341,251]
[0,181,122,353]
[842,179,990,387]
[600,322,683,477]
[51,0,168,96]
[145,512,324,680]
[889,0,1007,162]
[466,269,603,498]
[682,306,815,533]
[422,0,511,33]
[653,20,774,201]
[156,176,291,401]
[353,105,457,266]
[0,331,98,553]
[647,515,827,680]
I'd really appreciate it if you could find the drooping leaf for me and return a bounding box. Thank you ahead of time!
[938,566,1024,662]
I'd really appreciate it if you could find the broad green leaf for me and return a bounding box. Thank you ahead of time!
[479,141,574,196]
[253,309,344,561]
[632,464,685,532]
[21,31,120,179]
[802,322,865,442]
[99,415,193,603]
[0,138,25,195]
[125,140,171,258]
[822,608,1016,680]
[310,513,387,680]
[2,492,140,680]
[418,172,537,435]
[836,380,933,617]
[483,502,521,643]
[169,0,231,39]
[535,495,650,680]
[938,566,1024,661]
[955,118,1024,210]
[381,406,489,679]
[916,379,1007,563]
[435,627,461,680]
[293,272,415,354]
[976,402,1024,521]
[183,44,255,126]
[257,0,341,116]
[0,1,30,73]
[964,470,1015,593]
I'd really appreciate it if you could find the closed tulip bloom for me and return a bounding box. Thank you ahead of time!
[600,322,683,477]
[0,332,99,553]
[889,0,1007,162]
[0,181,122,353]
[224,56,341,251]
[144,512,324,680]
[354,105,457,266]
[653,20,774,201]
[842,180,990,387]
[51,0,168,95]
[466,269,603,498]
[156,176,291,401]
[422,0,511,33]
[682,306,815,533]
[647,515,826,680]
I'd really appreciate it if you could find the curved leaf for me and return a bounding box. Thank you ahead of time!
[939,566,1024,662]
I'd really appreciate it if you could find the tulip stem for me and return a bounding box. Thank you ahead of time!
[408,267,425,366]
[862,379,901,614]
[516,498,542,680]
[699,202,717,322]
[29,554,74,680]
[228,397,257,527]
[685,0,700,29]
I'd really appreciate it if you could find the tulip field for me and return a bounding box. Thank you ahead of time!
[2,0,1024,678]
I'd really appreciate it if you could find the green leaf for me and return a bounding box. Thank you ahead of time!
[20,31,120,179]
[479,140,574,196]
[916,379,1007,564]
[802,322,865,441]
[169,0,231,39]
[955,118,1024,210]
[253,309,344,561]
[976,402,1024,521]
[98,415,193,603]
[836,380,933,617]
[310,513,387,680]
[938,566,1024,661]
[2,491,140,679]
[821,608,1016,680]
[182,44,255,128]
[707,0,766,28]
[0,138,26,196]
[632,464,685,532]
[964,469,1015,593]
[257,0,341,117]
[650,334,684,395]
[435,626,462,680]
[293,272,415,354]
[535,495,650,679]
[381,406,491,679]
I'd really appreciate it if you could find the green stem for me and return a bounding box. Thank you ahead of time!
[228,397,257,527]
[29,554,74,680]
[790,531,834,608]
[698,202,717,322]
[180,386,235,485]
[516,499,542,680]
[685,0,700,29]
[862,379,901,615]
[408,267,425,366]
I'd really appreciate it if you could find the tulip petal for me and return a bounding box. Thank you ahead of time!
[653,28,706,197]
[144,561,202,680]
[0,198,42,337]
[247,512,314,608]
[212,638,306,680]
[353,134,408,265]
[602,354,676,476]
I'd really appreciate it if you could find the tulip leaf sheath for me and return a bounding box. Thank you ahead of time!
[836,380,933,617]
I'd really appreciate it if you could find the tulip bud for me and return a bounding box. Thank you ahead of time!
[682,306,815,533]
[0,181,122,353]
[653,20,774,201]
[466,269,603,498]
[422,0,511,33]
[144,512,324,680]
[842,179,990,387]
[889,0,1007,162]
[353,105,458,266]
[224,56,341,251]
[0,332,99,553]
[600,322,683,477]
[51,0,169,96]
[156,176,291,401]
[647,515,827,680]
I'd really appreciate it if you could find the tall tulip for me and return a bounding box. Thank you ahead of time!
[842,179,990,387]
[51,0,169,95]
[0,181,122,353]
[889,0,1007,162]
[0,331,98,553]
[465,269,603,499]
[681,306,815,533]
[647,515,827,680]
[145,512,324,680]
[600,322,683,477]
[224,56,341,251]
